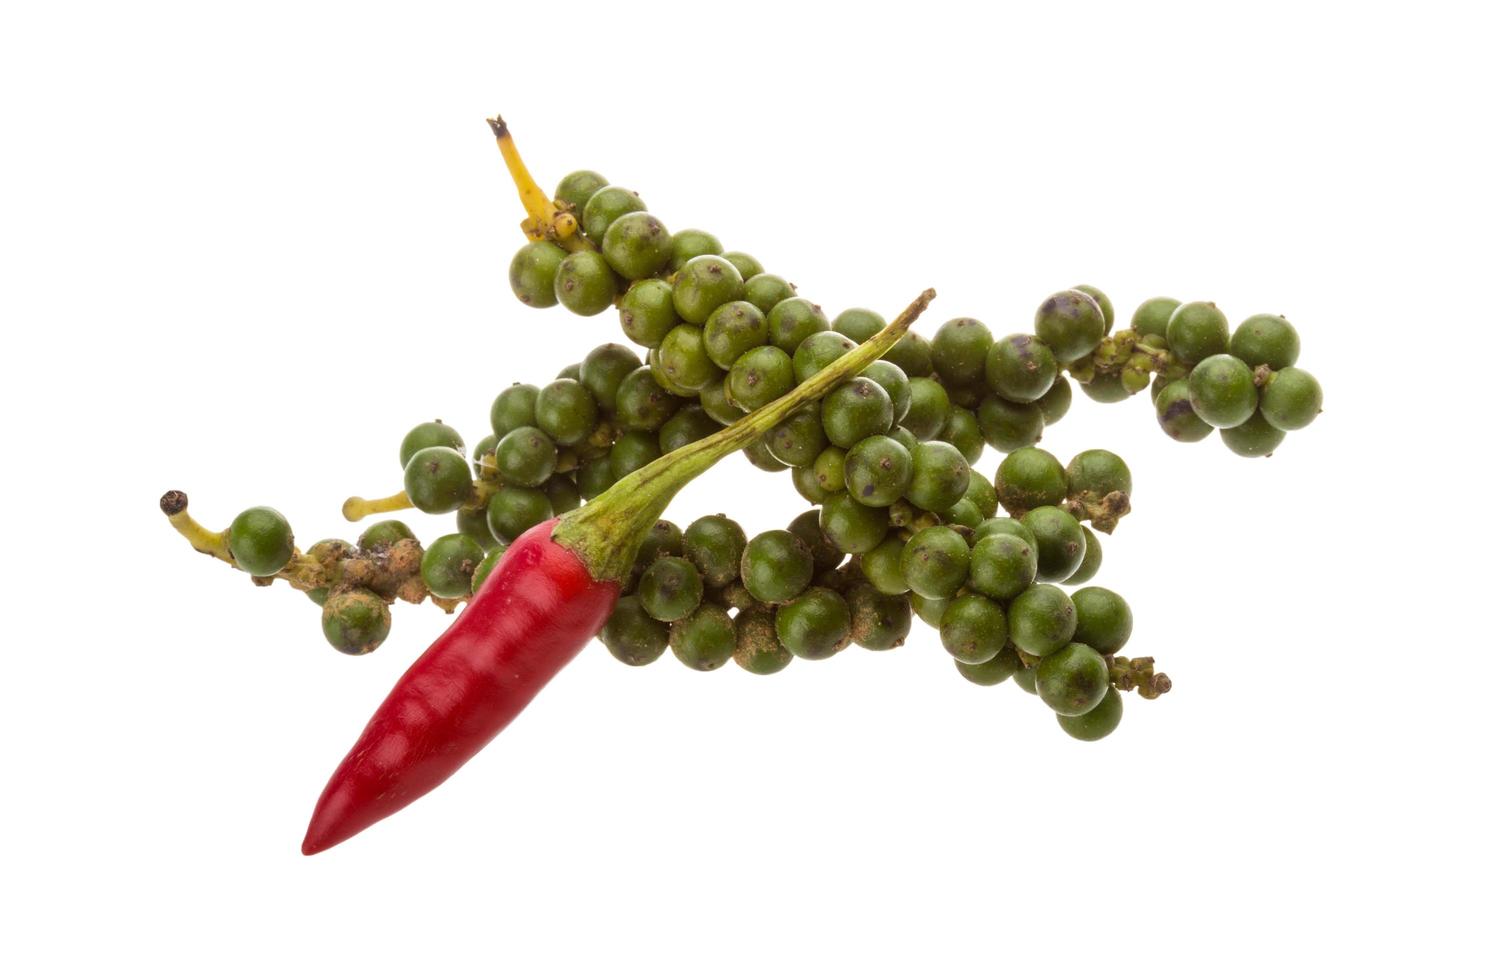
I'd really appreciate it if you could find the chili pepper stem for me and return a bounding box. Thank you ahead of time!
[555,288,936,583]
[159,490,234,564]
[342,491,413,522]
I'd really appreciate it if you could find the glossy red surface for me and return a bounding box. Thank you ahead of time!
[301,518,619,854]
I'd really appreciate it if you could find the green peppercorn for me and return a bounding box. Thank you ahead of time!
[637,556,704,623]
[1037,376,1073,425]
[854,365,907,428]
[832,307,885,343]
[580,343,643,412]
[995,447,1068,516]
[1166,301,1230,365]
[793,331,857,383]
[509,240,567,308]
[672,255,745,324]
[844,434,914,507]
[969,532,1039,601]
[1071,586,1132,655]
[533,378,598,446]
[494,426,557,488]
[963,470,999,519]
[228,506,294,576]
[656,324,722,392]
[419,533,485,599]
[939,407,984,465]
[491,383,540,438]
[486,486,553,543]
[456,506,498,550]
[1154,379,1214,443]
[781,510,841,572]
[580,185,645,243]
[939,496,984,529]
[862,536,909,595]
[1021,505,1086,582]
[1058,687,1122,740]
[575,454,615,500]
[1012,661,1038,694]
[554,170,608,212]
[930,317,993,387]
[1230,314,1300,370]
[847,584,914,650]
[470,544,507,593]
[659,404,720,453]
[775,587,852,660]
[883,331,934,377]
[1009,584,1077,657]
[900,377,951,440]
[618,279,679,348]
[553,250,619,317]
[321,588,391,655]
[357,520,416,551]
[1036,642,1110,716]
[812,445,848,493]
[1260,367,1322,430]
[1065,449,1132,502]
[1035,289,1106,363]
[741,530,815,603]
[610,430,662,480]
[703,300,769,369]
[634,520,685,571]
[545,474,581,515]
[956,645,1021,686]
[985,333,1058,404]
[732,605,791,674]
[743,438,789,471]
[727,345,795,412]
[667,229,724,270]
[399,420,465,469]
[1221,410,1287,457]
[766,405,828,467]
[683,514,747,589]
[1072,285,1114,333]
[718,251,761,281]
[615,366,681,431]
[766,296,829,354]
[820,377,892,447]
[1081,374,1134,403]
[743,272,796,313]
[699,376,744,425]
[669,602,735,671]
[939,594,1009,665]
[905,441,970,513]
[819,491,890,554]
[601,211,672,280]
[601,595,669,666]
[978,393,1045,452]
[404,447,472,514]
[1130,296,1181,339]
[1061,527,1102,586]
[900,525,971,600]
[1188,354,1259,429]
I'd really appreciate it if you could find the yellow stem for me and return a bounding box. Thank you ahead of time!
[488,116,557,242]
[342,491,413,522]
[160,490,234,563]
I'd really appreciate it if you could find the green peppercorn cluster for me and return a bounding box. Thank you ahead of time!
[598,504,1159,741]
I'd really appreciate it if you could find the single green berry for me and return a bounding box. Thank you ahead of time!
[910,593,950,628]
[727,345,796,412]
[456,506,498,550]
[491,383,540,438]
[1036,642,1110,716]
[228,506,294,576]
[669,603,736,671]
[1188,354,1259,429]
[787,509,845,571]
[615,366,681,431]
[939,407,984,465]
[1020,505,1087,582]
[740,530,815,603]
[766,296,830,354]
[1260,367,1322,431]
[969,533,1039,601]
[1221,410,1287,457]
[733,606,792,675]
[494,425,557,488]
[575,454,615,500]
[1035,289,1106,362]
[832,307,885,343]
[703,300,769,369]
[1061,528,1102,586]
[905,440,970,513]
[683,514,747,588]
[1130,297,1181,339]
[601,595,669,666]
[930,317,994,387]
[509,241,566,308]
[580,185,645,243]
[1072,285,1114,333]
[964,470,999,519]
[861,536,909,595]
[939,594,1009,665]
[672,255,745,324]
[1080,374,1134,403]
[978,393,1044,452]
[985,333,1058,404]
[900,376,951,440]
[321,588,391,655]
[699,376,744,425]
[822,377,895,447]
[793,331,858,384]
[1065,449,1132,502]
[956,645,1021,686]
[399,420,464,469]
[635,520,685,570]
[601,211,672,280]
[743,272,796,313]
[883,331,934,377]
[617,279,679,348]
[765,405,828,468]
[1230,314,1300,369]
[861,360,911,424]
[1037,376,1073,425]
[1071,586,1132,655]
[554,250,619,317]
[721,251,762,280]
[847,584,914,650]
[1009,584,1077,657]
[658,404,721,454]
[1058,687,1122,740]
[485,486,553,543]
[900,525,972,600]
[638,556,704,623]
[420,533,485,599]
[357,520,416,551]
[812,445,848,494]
[553,170,608,212]
[1154,379,1214,443]
[973,516,1037,548]
[610,429,662,480]
[580,343,644,412]
[775,587,852,660]
[844,434,914,507]
[656,323,723,392]
[404,447,472,514]
[545,474,582,515]
[1166,301,1230,365]
[819,491,890,554]
[995,447,1068,516]
[667,229,724,270]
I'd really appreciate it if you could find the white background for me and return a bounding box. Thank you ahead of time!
[3,2,1486,977]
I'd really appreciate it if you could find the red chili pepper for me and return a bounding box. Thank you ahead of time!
[301,289,933,854]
